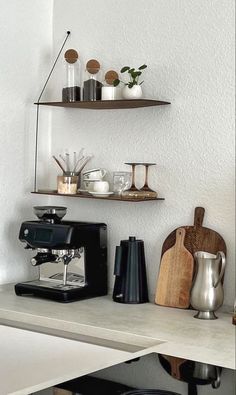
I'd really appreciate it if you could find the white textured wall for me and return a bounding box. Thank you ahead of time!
[0,0,53,283]
[51,1,235,392]
[51,0,235,307]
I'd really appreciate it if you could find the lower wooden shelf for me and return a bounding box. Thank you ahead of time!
[32,190,165,203]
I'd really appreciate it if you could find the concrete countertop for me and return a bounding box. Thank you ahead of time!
[0,284,235,370]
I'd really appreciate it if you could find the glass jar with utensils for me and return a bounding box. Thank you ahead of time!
[52,150,93,194]
[57,172,79,194]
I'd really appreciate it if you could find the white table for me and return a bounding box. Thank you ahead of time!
[0,325,132,395]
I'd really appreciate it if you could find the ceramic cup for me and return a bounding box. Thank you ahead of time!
[83,180,96,192]
[83,168,107,180]
[93,181,109,193]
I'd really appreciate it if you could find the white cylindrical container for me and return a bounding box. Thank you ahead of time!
[102,86,122,100]
[101,70,121,100]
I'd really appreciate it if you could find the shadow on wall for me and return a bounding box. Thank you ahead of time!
[4,203,38,283]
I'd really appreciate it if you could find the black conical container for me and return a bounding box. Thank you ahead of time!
[113,236,149,304]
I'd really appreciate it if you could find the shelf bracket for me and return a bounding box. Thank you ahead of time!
[34,31,71,192]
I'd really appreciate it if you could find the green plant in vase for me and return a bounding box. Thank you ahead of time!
[113,64,147,99]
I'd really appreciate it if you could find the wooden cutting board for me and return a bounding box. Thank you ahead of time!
[159,355,187,380]
[155,228,194,308]
[161,207,227,258]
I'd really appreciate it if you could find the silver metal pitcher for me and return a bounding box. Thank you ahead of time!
[190,251,226,319]
[193,362,221,388]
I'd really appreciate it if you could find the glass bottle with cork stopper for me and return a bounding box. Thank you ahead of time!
[101,70,122,100]
[83,59,103,101]
[62,49,81,102]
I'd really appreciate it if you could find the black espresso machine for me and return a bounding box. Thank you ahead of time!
[15,206,107,302]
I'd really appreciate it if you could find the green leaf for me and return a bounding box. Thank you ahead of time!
[113,79,120,87]
[130,71,142,79]
[120,66,130,73]
[130,71,137,79]
[138,64,147,70]
[128,68,135,74]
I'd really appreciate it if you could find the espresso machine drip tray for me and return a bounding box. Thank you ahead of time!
[50,272,85,285]
[26,272,86,291]
[15,280,91,302]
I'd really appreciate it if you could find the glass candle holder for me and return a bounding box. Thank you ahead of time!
[57,174,78,194]
[113,171,132,195]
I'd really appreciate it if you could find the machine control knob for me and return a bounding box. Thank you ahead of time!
[31,253,56,266]
[31,258,37,266]
[24,229,29,236]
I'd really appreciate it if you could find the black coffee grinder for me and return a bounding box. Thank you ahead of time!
[15,206,107,302]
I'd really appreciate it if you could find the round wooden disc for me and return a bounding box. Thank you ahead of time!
[64,49,79,63]
[86,59,100,74]
[105,70,119,85]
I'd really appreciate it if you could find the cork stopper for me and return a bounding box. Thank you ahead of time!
[105,70,119,85]
[86,59,100,74]
[64,49,79,64]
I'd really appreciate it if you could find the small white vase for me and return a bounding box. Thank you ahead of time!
[122,85,143,99]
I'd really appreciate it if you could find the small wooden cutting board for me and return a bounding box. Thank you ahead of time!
[160,355,187,380]
[155,228,194,308]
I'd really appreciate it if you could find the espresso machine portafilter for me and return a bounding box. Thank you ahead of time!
[15,206,107,302]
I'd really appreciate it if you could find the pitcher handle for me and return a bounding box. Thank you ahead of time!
[211,366,221,389]
[214,251,226,288]
[101,169,107,178]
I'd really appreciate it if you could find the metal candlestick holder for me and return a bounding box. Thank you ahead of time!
[122,162,158,199]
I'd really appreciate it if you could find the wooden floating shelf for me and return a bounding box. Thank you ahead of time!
[35,99,170,110]
[32,191,165,203]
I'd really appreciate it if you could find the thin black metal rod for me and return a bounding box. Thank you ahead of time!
[34,31,71,192]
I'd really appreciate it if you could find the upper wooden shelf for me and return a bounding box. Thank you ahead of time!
[35,99,170,110]
[32,190,165,203]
